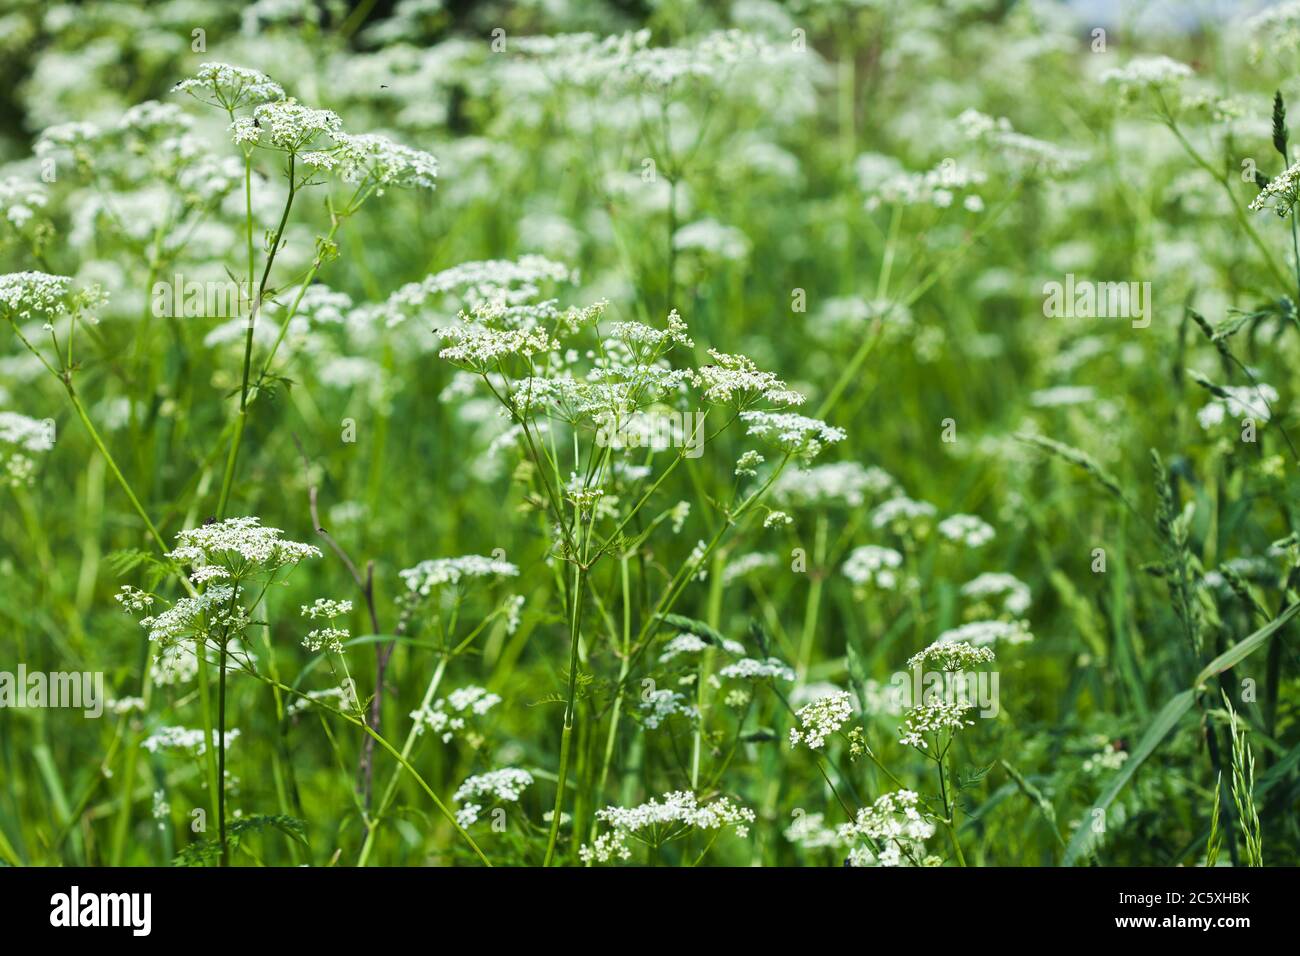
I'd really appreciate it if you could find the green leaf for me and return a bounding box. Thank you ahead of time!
[1194,601,1300,690]
[658,613,725,646]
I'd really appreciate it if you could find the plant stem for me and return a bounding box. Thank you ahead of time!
[544,562,587,866]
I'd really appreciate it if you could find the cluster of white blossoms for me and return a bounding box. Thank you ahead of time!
[142,726,241,756]
[1196,382,1277,427]
[694,349,804,407]
[721,550,778,585]
[0,411,53,487]
[377,256,575,325]
[113,585,155,612]
[1249,162,1300,218]
[739,410,846,461]
[1100,55,1193,96]
[0,271,103,327]
[898,698,976,750]
[452,768,534,826]
[579,790,756,864]
[132,584,246,645]
[955,109,1084,177]
[938,619,1032,648]
[1248,0,1300,54]
[657,632,745,663]
[773,461,897,510]
[960,572,1032,617]
[839,790,937,867]
[672,218,751,262]
[333,132,439,190]
[166,517,321,581]
[398,554,520,597]
[1082,739,1130,775]
[936,513,996,548]
[842,544,904,590]
[639,689,699,729]
[32,121,99,166]
[718,657,796,682]
[171,62,286,110]
[436,323,558,370]
[763,510,793,528]
[117,100,193,135]
[233,99,343,154]
[409,685,502,743]
[870,495,937,535]
[513,28,801,92]
[172,62,437,195]
[906,639,996,672]
[0,176,47,228]
[608,309,693,352]
[863,157,986,212]
[788,690,854,750]
[300,599,352,654]
[733,450,765,478]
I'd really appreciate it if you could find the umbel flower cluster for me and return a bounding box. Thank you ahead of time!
[839,790,938,867]
[579,791,756,864]
[173,62,438,194]
[115,518,323,673]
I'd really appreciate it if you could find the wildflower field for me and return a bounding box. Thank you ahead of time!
[0,0,1297,871]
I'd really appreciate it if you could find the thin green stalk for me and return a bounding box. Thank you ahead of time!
[544,562,587,866]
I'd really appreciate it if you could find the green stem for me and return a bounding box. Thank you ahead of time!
[544,562,587,866]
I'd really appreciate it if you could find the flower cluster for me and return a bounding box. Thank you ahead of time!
[452,768,534,826]
[936,619,1032,648]
[842,545,904,590]
[172,62,285,110]
[960,573,1032,617]
[0,411,53,487]
[640,689,700,729]
[739,410,845,461]
[409,685,502,743]
[773,461,896,509]
[167,517,321,582]
[839,789,936,867]
[695,350,804,407]
[937,513,995,548]
[898,699,976,750]
[906,640,996,672]
[718,657,796,682]
[1249,162,1300,217]
[579,790,755,864]
[0,271,104,328]
[788,690,854,750]
[398,554,520,597]
[300,599,352,654]
[142,726,241,756]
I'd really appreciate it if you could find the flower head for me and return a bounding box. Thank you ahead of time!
[166,517,321,579]
[788,690,854,750]
[172,62,285,110]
